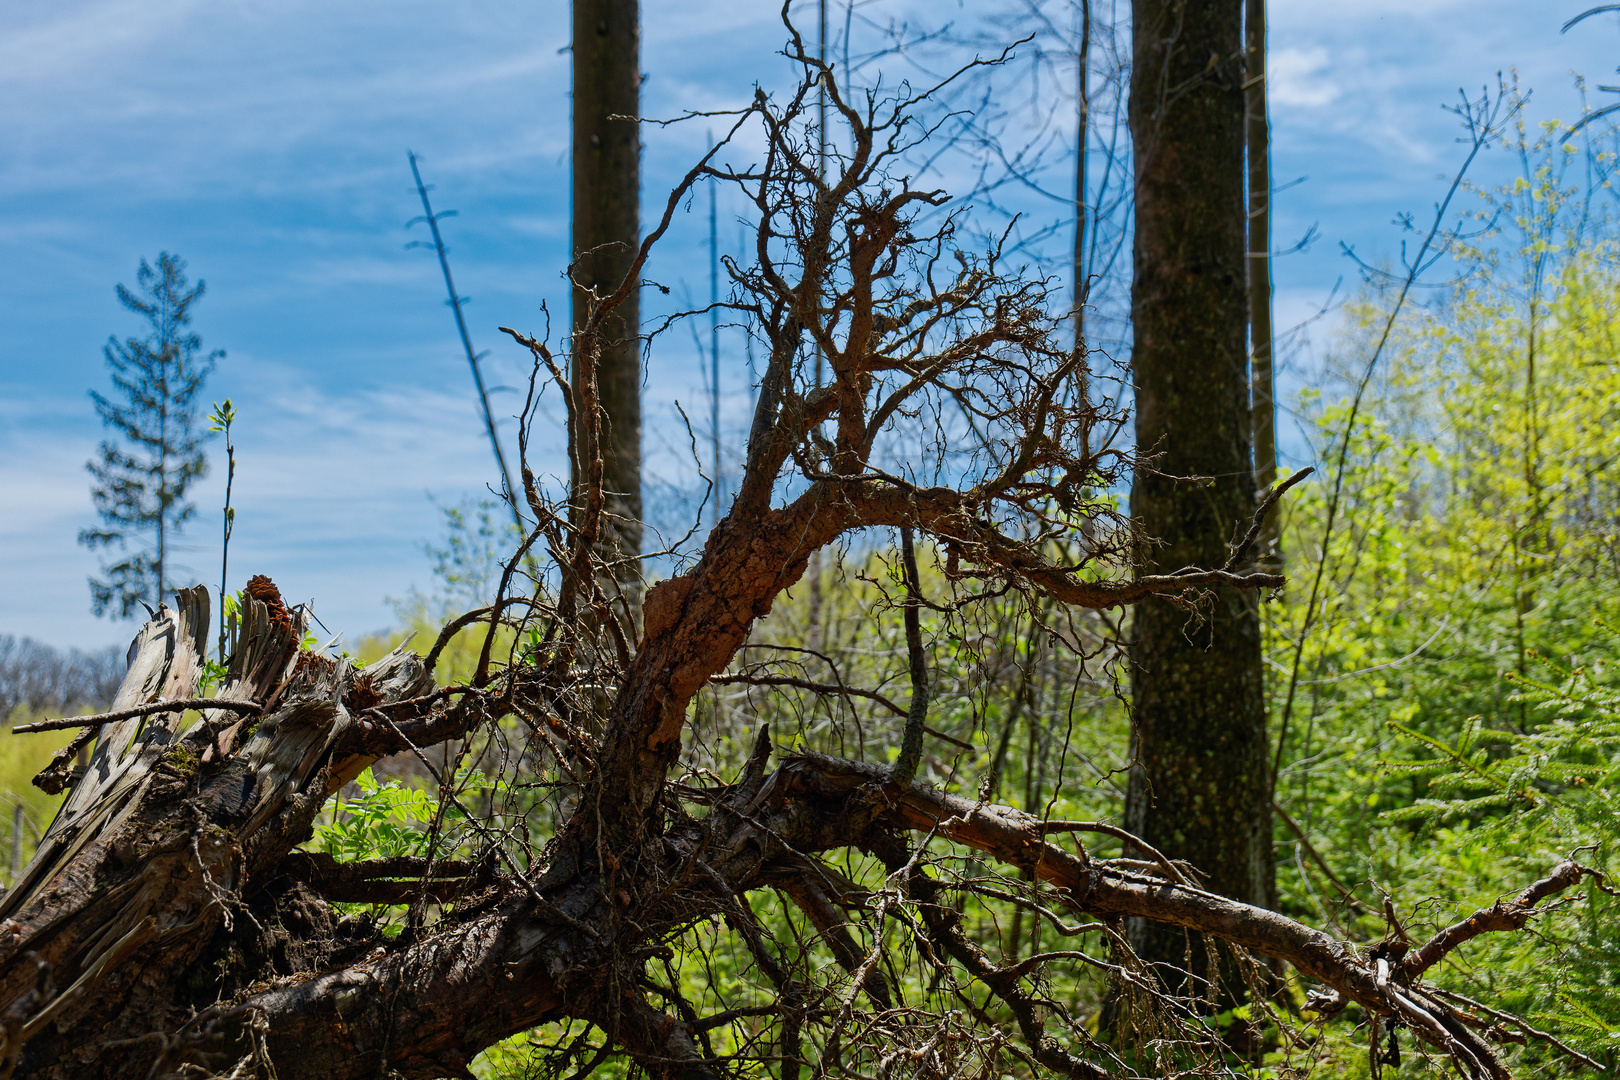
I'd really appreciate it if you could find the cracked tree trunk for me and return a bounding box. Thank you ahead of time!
[0,51,1580,1079]
[0,585,433,1079]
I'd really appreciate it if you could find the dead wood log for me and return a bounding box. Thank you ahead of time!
[0,584,1591,1080]
[0,42,1598,1079]
[0,581,432,1078]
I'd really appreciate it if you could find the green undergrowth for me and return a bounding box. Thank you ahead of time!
[0,711,79,885]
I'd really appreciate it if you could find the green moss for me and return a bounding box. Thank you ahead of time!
[165,743,199,775]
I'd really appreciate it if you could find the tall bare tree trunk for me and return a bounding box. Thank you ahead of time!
[0,59,1566,1076]
[1125,0,1272,1014]
[1246,0,1278,562]
[572,0,642,615]
[1073,0,1091,383]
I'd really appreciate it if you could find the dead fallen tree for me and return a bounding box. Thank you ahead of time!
[0,23,1601,1080]
[0,584,1597,1079]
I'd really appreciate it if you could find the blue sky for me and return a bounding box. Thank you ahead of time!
[3,0,1617,650]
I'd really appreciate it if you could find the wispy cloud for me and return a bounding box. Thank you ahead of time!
[0,350,548,647]
[1271,47,1341,109]
[5,0,1619,652]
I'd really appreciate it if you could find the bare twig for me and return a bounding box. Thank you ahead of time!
[14,698,263,733]
[890,526,931,785]
[1036,819,1193,887]
[1223,466,1313,571]
[709,673,974,750]
[1272,798,1365,912]
[1400,861,1598,980]
[1425,986,1605,1071]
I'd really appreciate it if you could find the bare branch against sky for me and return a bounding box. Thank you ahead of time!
[2,0,1616,647]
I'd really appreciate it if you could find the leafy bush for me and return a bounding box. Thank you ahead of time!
[1382,641,1620,1064]
[308,766,442,862]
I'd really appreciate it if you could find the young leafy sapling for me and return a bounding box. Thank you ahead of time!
[207,398,237,663]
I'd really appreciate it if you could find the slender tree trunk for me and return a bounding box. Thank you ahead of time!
[572,0,642,616]
[157,353,168,610]
[708,144,722,526]
[1125,0,1272,1013]
[1246,0,1278,562]
[805,0,829,654]
[1073,0,1091,384]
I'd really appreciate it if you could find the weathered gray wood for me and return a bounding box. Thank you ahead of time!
[0,589,208,924]
[0,583,440,1078]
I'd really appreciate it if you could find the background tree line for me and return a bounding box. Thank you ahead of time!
[0,637,123,725]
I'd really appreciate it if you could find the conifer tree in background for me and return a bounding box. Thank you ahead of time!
[79,253,221,619]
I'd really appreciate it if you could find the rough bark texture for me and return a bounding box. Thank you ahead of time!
[0,598,1574,1080]
[1246,0,1278,561]
[0,586,433,1078]
[0,44,1576,1080]
[572,0,642,610]
[1126,0,1274,991]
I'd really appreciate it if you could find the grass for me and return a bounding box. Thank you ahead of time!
[0,709,78,884]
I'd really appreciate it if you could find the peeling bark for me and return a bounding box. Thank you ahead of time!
[0,36,1587,1080]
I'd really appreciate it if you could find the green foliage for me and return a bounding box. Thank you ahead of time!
[0,714,75,885]
[79,252,223,619]
[205,399,236,434]
[1266,118,1620,1071]
[1381,642,1620,1059]
[307,763,513,869]
[309,766,443,862]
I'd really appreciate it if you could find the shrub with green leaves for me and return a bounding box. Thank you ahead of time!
[1381,641,1620,1065]
[309,766,441,862]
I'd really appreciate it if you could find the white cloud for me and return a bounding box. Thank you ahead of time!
[7,0,1620,653]
[1271,0,1474,17]
[1271,46,1341,109]
[0,350,556,648]
[0,0,209,85]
